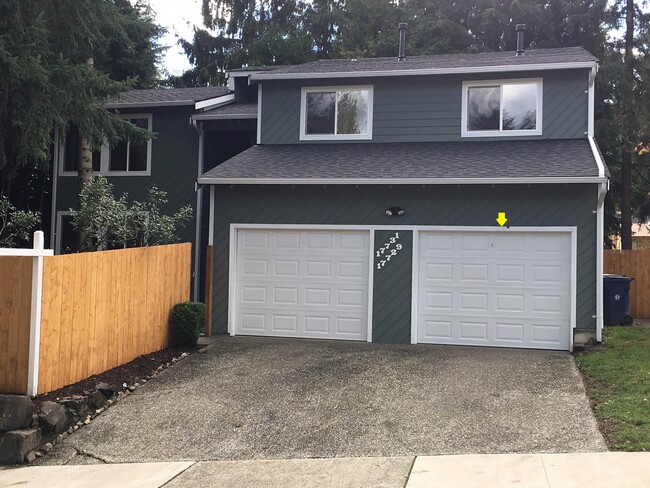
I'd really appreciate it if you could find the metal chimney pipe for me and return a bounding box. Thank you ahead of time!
[398,23,408,60]
[515,24,526,56]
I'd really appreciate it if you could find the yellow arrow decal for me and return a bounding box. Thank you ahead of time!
[496,212,508,227]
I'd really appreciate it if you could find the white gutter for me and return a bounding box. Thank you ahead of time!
[191,119,205,302]
[251,61,598,81]
[193,112,257,121]
[198,175,607,186]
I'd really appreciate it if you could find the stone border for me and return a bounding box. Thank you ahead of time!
[0,352,190,465]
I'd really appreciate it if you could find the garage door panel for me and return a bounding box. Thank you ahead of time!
[235,229,370,341]
[417,231,571,350]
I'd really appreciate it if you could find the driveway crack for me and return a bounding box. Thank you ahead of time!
[67,447,109,464]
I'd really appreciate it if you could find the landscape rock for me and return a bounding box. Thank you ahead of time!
[38,401,67,435]
[60,396,89,418]
[25,451,36,463]
[41,442,53,453]
[89,390,108,409]
[95,382,118,396]
[0,395,34,432]
[0,428,42,465]
[197,348,207,354]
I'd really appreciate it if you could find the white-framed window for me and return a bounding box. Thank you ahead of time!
[461,79,543,137]
[58,114,153,176]
[300,86,373,141]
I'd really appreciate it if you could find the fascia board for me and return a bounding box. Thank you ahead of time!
[106,100,195,109]
[250,62,597,81]
[198,176,607,185]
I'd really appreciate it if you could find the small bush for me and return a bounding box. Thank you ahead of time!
[171,302,205,347]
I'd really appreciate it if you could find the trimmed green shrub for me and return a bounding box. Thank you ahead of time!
[171,302,205,347]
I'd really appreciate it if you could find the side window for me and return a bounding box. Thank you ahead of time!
[300,86,373,140]
[57,213,76,254]
[462,79,542,137]
[108,117,151,173]
[59,115,152,176]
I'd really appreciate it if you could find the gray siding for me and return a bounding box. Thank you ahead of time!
[373,230,413,344]
[55,106,200,245]
[212,184,597,337]
[261,69,588,144]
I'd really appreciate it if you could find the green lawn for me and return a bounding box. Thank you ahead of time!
[575,323,650,451]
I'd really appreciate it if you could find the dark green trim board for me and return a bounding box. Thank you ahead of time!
[372,230,413,344]
[260,69,589,144]
[211,184,598,340]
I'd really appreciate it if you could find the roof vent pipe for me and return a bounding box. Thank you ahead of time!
[515,24,526,56]
[398,23,408,60]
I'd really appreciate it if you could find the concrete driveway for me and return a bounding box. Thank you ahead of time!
[41,337,606,465]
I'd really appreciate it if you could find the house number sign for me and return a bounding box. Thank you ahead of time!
[375,232,402,270]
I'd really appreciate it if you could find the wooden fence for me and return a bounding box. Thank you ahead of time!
[0,239,191,395]
[0,257,33,395]
[604,249,650,319]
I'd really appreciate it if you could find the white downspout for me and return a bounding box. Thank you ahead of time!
[191,118,205,302]
[596,182,607,341]
[588,64,606,342]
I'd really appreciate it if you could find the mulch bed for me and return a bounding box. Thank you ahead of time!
[32,346,195,409]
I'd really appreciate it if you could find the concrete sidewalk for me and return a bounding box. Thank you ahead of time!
[1,452,649,487]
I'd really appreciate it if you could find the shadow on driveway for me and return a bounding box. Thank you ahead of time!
[40,337,606,464]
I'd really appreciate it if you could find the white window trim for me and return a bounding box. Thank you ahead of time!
[58,113,153,176]
[299,85,374,141]
[461,78,543,138]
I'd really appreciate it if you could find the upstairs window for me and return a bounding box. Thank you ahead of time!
[461,79,542,137]
[300,86,373,140]
[59,114,152,176]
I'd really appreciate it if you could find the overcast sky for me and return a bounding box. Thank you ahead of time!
[147,0,205,75]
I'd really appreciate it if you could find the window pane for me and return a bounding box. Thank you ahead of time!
[306,92,335,134]
[63,126,81,172]
[60,215,76,254]
[337,90,369,135]
[110,141,128,171]
[467,86,500,131]
[502,84,537,130]
[131,117,149,131]
[129,141,148,171]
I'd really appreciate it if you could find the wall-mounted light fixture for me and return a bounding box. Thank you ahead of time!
[385,206,405,217]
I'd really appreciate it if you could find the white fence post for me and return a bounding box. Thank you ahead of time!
[27,231,46,396]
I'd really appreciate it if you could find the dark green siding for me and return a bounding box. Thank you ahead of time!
[212,184,597,337]
[372,230,413,344]
[55,106,200,245]
[261,69,589,144]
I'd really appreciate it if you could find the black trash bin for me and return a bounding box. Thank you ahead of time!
[603,274,634,326]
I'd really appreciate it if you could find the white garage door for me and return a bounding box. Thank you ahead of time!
[417,231,572,350]
[234,229,370,340]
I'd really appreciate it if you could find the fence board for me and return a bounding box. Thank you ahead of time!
[0,257,32,394]
[604,249,650,319]
[37,243,191,394]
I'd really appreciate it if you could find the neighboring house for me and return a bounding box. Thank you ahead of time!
[613,223,650,250]
[50,82,258,298]
[198,42,609,351]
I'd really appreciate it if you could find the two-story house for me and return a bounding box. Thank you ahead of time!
[198,44,608,351]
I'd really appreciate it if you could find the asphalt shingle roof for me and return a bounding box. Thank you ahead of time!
[194,103,257,120]
[107,86,231,107]
[198,139,607,184]
[249,47,597,79]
